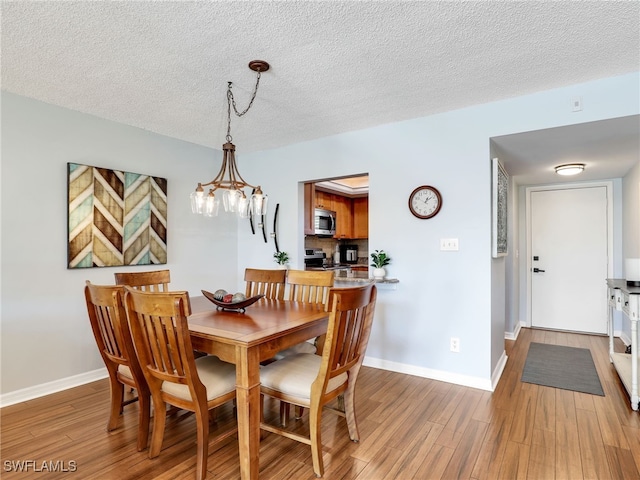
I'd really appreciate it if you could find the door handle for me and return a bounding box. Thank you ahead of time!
[533,268,546,273]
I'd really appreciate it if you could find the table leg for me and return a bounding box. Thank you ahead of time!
[235,345,261,479]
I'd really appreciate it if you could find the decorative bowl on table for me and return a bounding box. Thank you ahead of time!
[201,290,264,312]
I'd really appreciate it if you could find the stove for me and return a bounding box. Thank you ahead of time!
[304,249,326,268]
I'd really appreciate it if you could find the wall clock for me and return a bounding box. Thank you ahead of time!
[408,185,442,219]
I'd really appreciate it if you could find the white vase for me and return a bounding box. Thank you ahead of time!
[373,267,386,280]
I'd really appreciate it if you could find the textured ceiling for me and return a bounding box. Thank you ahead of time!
[2,1,639,183]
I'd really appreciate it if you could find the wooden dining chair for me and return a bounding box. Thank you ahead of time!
[275,269,336,424]
[278,269,335,357]
[123,287,237,480]
[244,268,286,300]
[260,284,378,477]
[114,269,171,292]
[84,281,150,452]
[115,269,206,359]
[286,269,335,306]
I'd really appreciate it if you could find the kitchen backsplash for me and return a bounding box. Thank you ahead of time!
[304,237,369,265]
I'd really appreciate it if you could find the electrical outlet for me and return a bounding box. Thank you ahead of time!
[440,238,459,251]
[450,337,460,353]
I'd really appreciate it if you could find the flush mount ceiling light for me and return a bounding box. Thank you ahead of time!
[190,60,270,219]
[554,163,585,176]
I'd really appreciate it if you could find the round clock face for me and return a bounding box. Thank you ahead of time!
[409,186,442,219]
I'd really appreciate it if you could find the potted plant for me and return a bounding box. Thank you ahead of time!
[370,250,390,280]
[273,251,290,269]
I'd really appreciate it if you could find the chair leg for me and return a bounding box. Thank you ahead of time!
[343,387,359,442]
[260,394,265,441]
[107,378,124,431]
[279,401,290,427]
[136,390,151,451]
[309,404,325,477]
[294,405,304,419]
[195,407,210,480]
[149,399,167,458]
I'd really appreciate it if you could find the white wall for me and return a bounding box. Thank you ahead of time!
[2,72,638,402]
[1,93,237,397]
[622,160,640,262]
[237,72,640,387]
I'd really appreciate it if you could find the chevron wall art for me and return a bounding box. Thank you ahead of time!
[67,163,167,268]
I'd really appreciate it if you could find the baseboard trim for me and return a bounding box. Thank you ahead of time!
[616,330,631,347]
[505,321,524,340]
[0,368,108,408]
[363,356,493,392]
[4,354,505,407]
[491,351,508,390]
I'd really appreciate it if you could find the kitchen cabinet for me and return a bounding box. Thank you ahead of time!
[315,190,334,210]
[607,279,640,411]
[351,265,369,272]
[304,182,368,240]
[303,183,315,235]
[352,197,368,239]
[333,194,352,239]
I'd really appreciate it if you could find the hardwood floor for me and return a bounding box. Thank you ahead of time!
[2,328,639,479]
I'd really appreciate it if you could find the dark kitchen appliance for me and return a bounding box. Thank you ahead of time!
[340,245,358,264]
[304,249,326,269]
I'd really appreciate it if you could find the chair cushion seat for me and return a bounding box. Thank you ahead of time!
[274,341,317,360]
[260,353,347,401]
[162,356,236,401]
[117,364,133,380]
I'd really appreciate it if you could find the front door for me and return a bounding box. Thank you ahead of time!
[530,185,609,334]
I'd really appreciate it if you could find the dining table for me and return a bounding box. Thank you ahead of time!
[187,295,330,480]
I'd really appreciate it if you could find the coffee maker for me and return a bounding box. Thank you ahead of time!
[340,245,358,264]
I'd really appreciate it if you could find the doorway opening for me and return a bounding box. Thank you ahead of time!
[302,174,369,271]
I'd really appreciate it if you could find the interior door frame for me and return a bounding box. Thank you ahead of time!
[524,180,614,328]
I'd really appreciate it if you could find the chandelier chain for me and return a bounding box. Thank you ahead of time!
[226,71,262,142]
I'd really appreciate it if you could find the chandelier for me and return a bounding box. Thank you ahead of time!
[190,60,270,219]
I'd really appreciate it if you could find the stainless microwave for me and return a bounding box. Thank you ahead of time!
[314,208,336,236]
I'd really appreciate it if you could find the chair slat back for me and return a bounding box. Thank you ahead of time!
[244,268,286,300]
[123,288,201,396]
[322,284,377,382]
[84,282,142,375]
[286,269,335,307]
[114,269,171,292]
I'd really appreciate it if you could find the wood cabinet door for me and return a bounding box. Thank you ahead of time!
[315,191,333,210]
[352,197,368,239]
[303,183,315,235]
[333,194,352,239]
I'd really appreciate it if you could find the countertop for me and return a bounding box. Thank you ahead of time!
[333,270,399,286]
[607,278,640,295]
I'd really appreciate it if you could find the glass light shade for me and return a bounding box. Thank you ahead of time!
[190,190,205,214]
[251,192,268,216]
[238,194,250,218]
[203,194,220,217]
[555,164,584,176]
[223,189,241,212]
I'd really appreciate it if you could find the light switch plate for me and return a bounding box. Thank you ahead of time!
[440,238,459,251]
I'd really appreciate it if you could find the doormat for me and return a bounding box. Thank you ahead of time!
[521,342,604,396]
